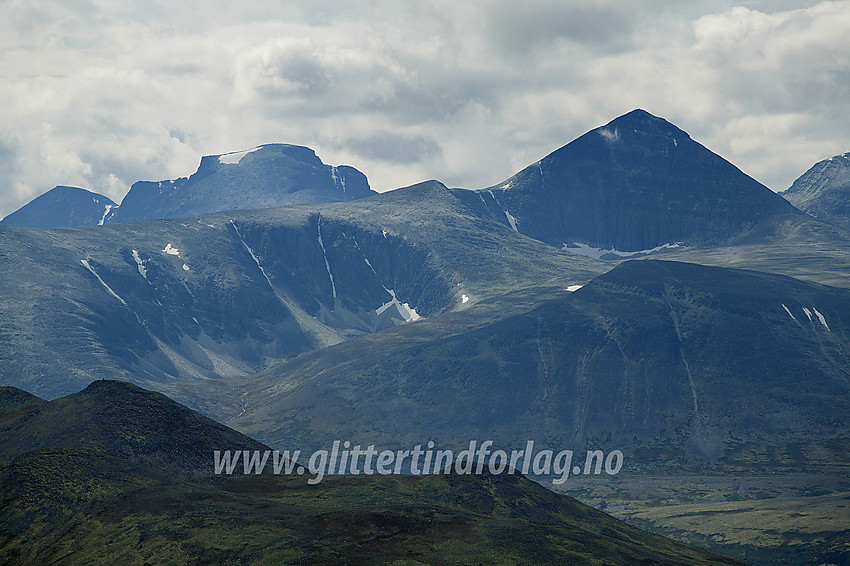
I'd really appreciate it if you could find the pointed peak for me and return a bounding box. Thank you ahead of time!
[601,109,686,136]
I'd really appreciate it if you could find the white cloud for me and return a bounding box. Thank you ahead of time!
[0,0,848,216]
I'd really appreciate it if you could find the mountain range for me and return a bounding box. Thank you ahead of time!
[0,179,601,404]
[1,144,375,228]
[2,109,850,564]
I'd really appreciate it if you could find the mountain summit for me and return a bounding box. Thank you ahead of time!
[470,109,799,253]
[1,186,117,228]
[106,144,375,224]
[782,151,850,230]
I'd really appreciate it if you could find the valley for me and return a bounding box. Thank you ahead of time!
[2,109,850,564]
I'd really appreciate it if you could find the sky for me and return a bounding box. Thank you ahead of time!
[1,0,849,218]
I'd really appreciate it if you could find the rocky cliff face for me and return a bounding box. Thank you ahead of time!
[457,109,799,254]
[782,152,850,230]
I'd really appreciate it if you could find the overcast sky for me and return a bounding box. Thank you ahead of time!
[1,0,848,217]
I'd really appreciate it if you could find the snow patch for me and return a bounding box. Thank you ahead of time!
[98,204,115,226]
[382,229,388,238]
[461,294,469,303]
[316,219,337,300]
[487,190,519,232]
[163,243,180,256]
[331,166,346,194]
[781,304,797,322]
[599,128,620,143]
[504,209,519,232]
[802,307,813,321]
[230,221,272,287]
[81,259,127,306]
[131,250,147,279]
[562,242,681,260]
[376,288,420,322]
[182,264,190,271]
[218,146,261,164]
[812,308,830,331]
[566,285,584,292]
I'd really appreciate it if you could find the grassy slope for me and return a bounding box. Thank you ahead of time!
[0,450,744,566]
[0,381,743,565]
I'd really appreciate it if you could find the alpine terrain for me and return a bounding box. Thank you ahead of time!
[782,151,850,230]
[2,110,849,565]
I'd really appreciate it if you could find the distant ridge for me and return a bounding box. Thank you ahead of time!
[1,186,116,228]
[782,151,850,230]
[106,143,375,224]
[458,109,800,253]
[2,144,375,228]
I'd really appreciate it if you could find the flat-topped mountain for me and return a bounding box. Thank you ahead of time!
[106,143,375,224]
[782,151,850,230]
[459,109,801,254]
[0,186,116,228]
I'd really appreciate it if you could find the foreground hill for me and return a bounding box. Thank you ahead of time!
[0,181,603,403]
[0,186,117,228]
[782,151,850,230]
[0,380,741,565]
[456,109,800,254]
[230,260,850,475]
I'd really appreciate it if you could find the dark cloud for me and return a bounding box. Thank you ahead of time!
[345,133,442,164]
[485,0,636,56]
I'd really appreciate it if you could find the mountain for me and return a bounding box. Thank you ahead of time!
[455,109,801,254]
[0,379,742,565]
[0,186,116,228]
[782,151,850,230]
[230,260,850,475]
[0,380,267,475]
[105,144,375,224]
[1,145,375,229]
[0,386,45,416]
[0,181,603,404]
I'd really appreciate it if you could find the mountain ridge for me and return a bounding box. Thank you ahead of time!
[1,144,376,228]
[782,151,850,230]
[229,259,850,475]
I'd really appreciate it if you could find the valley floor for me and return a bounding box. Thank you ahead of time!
[553,472,850,566]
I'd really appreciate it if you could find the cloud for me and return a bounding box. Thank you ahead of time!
[344,133,442,164]
[0,0,848,216]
